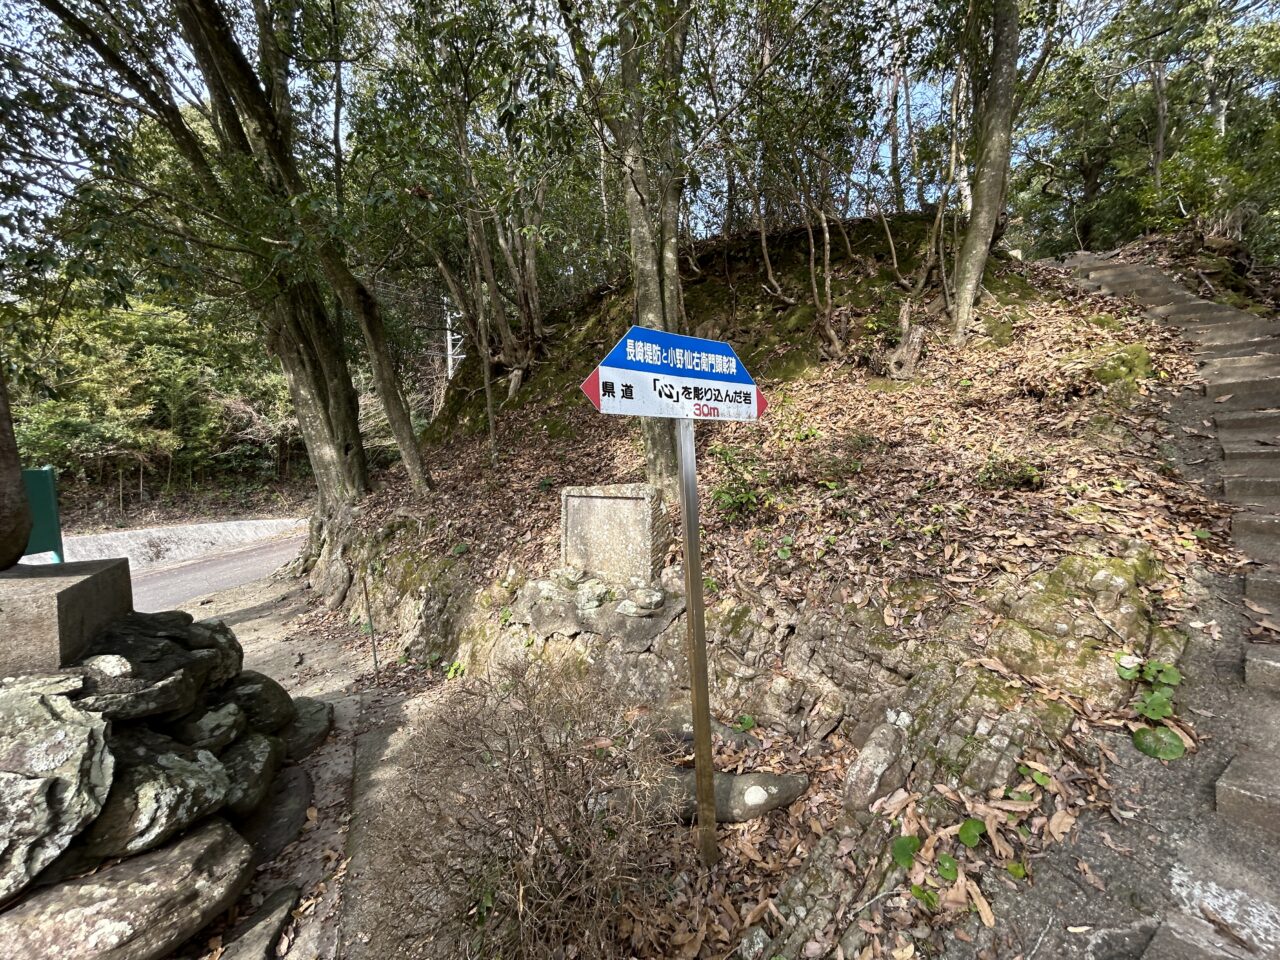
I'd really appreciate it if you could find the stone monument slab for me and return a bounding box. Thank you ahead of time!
[0,559,132,675]
[561,484,669,585]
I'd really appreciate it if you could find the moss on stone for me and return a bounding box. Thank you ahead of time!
[1075,342,1154,386]
[982,315,1016,346]
[714,603,754,640]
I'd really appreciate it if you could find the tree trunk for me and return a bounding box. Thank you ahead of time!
[182,0,430,492]
[267,283,370,511]
[1148,61,1168,195]
[0,367,34,569]
[952,0,1020,343]
[887,68,905,214]
[620,154,680,499]
[317,248,432,491]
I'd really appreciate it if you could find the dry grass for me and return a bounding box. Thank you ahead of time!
[390,661,682,960]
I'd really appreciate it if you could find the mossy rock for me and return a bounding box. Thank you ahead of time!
[982,315,1016,346]
[781,302,817,332]
[763,348,820,381]
[986,620,1125,704]
[1076,343,1154,386]
[1064,502,1104,523]
[711,602,755,641]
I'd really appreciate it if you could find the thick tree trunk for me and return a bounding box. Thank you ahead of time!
[952,0,1020,343]
[0,368,33,569]
[182,0,430,492]
[319,251,432,491]
[267,284,369,511]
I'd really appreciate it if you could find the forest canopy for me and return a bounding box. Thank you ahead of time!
[0,0,1276,512]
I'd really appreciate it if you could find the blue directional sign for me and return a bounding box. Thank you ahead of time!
[581,326,767,421]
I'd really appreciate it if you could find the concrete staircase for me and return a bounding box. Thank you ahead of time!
[1065,254,1280,958]
[1067,255,1280,623]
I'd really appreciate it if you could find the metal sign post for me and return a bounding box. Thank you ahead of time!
[582,325,767,868]
[676,417,718,865]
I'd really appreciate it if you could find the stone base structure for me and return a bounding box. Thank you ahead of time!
[560,483,669,585]
[0,559,132,675]
[0,608,333,959]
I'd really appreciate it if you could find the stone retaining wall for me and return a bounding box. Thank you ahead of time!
[309,516,1182,957]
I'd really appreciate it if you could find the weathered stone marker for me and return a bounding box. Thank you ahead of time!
[582,325,767,866]
[0,559,133,675]
[560,483,670,584]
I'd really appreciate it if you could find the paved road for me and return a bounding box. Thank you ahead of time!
[131,534,306,612]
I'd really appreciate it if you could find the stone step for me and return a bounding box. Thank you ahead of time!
[1099,278,1184,296]
[1152,301,1255,322]
[1128,289,1200,306]
[1247,568,1280,608]
[1213,392,1280,414]
[1223,457,1280,477]
[1204,353,1280,376]
[1221,439,1280,462]
[1217,409,1280,431]
[1062,253,1102,270]
[1204,379,1280,411]
[1196,337,1280,360]
[1184,320,1280,348]
[1085,263,1166,280]
[1218,478,1280,499]
[1172,317,1269,335]
[1246,644,1280,691]
[1231,495,1280,515]
[1217,753,1280,835]
[1232,513,1280,555]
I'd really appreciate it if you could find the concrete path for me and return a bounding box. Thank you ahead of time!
[183,574,367,960]
[131,533,305,612]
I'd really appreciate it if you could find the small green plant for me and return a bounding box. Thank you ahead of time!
[910,884,939,910]
[936,852,959,882]
[537,476,556,492]
[976,453,1045,492]
[702,575,719,593]
[957,818,986,849]
[776,534,795,560]
[709,444,772,522]
[446,660,466,680]
[451,543,470,556]
[1017,763,1052,788]
[890,835,921,869]
[499,606,513,627]
[732,714,757,733]
[1116,652,1186,760]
